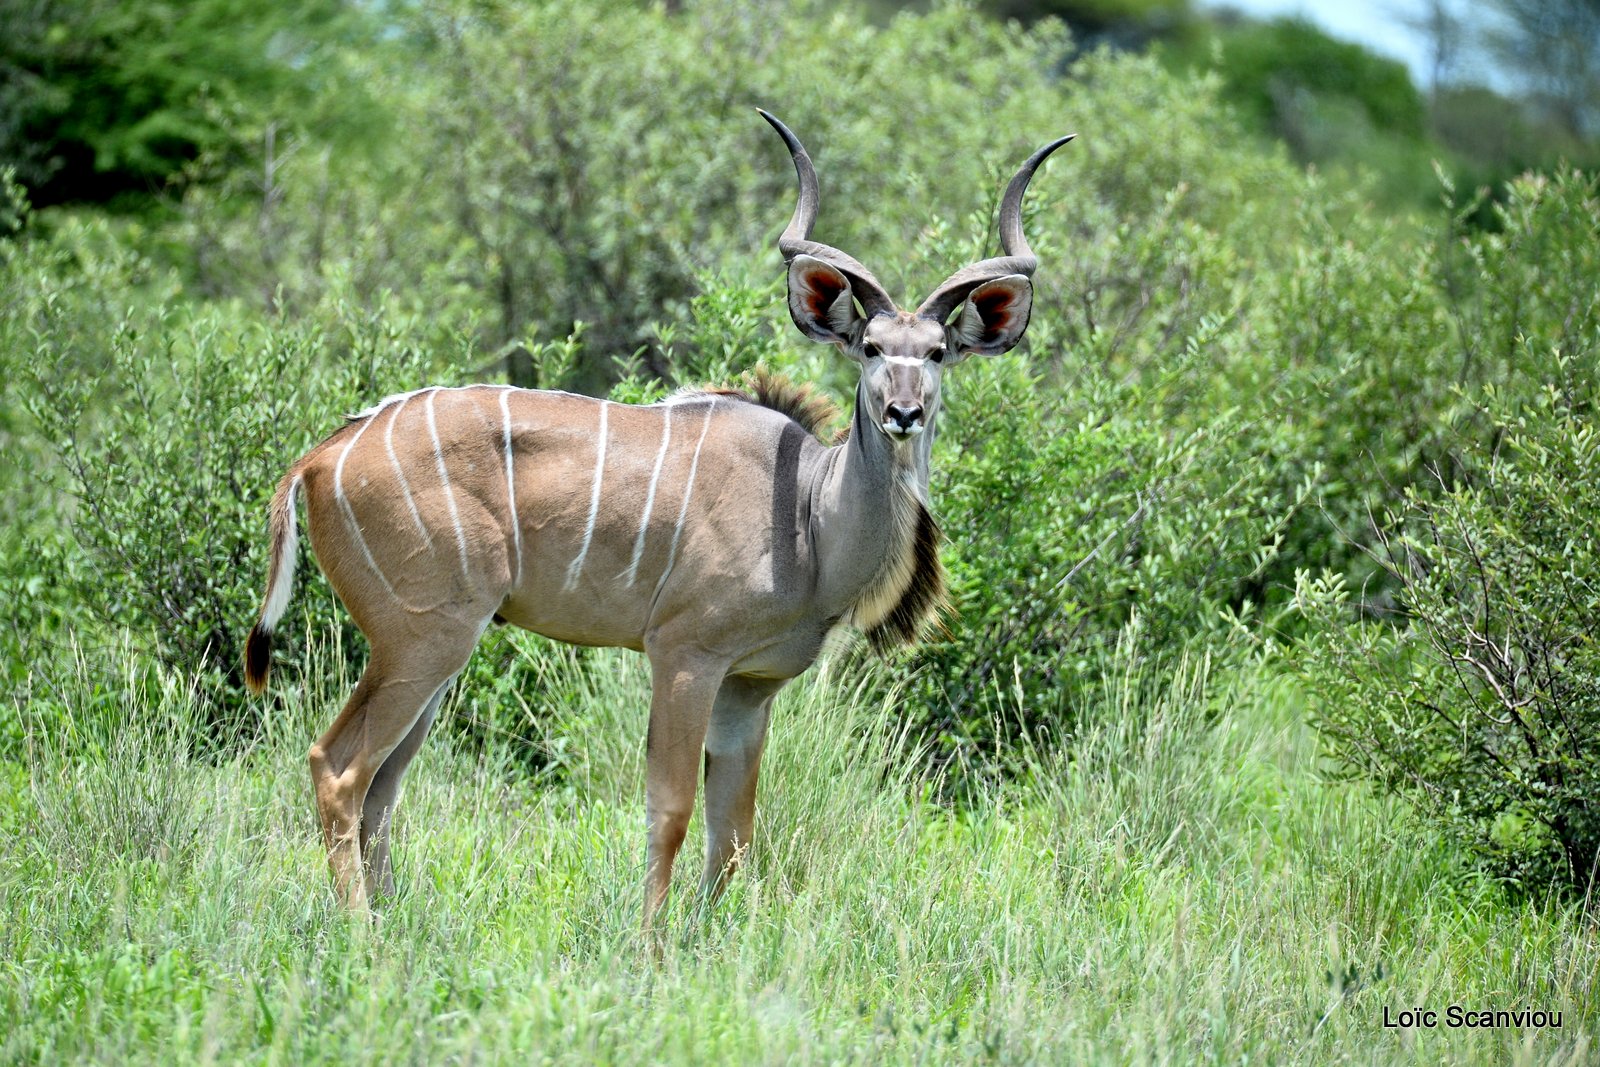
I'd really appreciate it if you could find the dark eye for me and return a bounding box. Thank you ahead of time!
[929,344,946,364]
[862,341,880,357]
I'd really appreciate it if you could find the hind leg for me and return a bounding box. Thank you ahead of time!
[360,673,457,899]
[309,627,480,910]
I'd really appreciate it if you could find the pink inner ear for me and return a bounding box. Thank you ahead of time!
[799,267,850,322]
[973,287,1014,341]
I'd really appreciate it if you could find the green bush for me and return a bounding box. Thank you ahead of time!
[1279,168,1600,893]
[898,322,1311,762]
[1436,170,1600,395]
[1171,16,1425,142]
[0,0,378,205]
[8,220,467,733]
[1429,85,1599,229]
[1298,372,1600,892]
[1161,15,1439,207]
[1289,169,1600,895]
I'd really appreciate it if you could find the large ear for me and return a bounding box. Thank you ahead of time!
[787,254,862,345]
[951,275,1033,356]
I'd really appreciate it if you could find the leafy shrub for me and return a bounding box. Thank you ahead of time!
[1429,86,1599,229]
[1185,170,1600,624]
[8,216,475,733]
[1173,16,1425,143]
[0,0,378,206]
[1298,373,1600,892]
[1436,170,1600,395]
[899,319,1312,762]
[391,0,1100,388]
[1291,169,1600,895]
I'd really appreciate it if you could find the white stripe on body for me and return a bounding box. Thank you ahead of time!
[565,400,610,590]
[334,413,398,596]
[384,392,434,549]
[351,382,516,422]
[623,407,673,585]
[426,389,472,580]
[500,388,523,587]
[652,399,717,603]
[350,385,433,422]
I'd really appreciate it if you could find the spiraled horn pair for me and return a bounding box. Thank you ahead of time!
[757,108,1073,322]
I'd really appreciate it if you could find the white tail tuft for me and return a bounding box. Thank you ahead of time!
[262,473,302,632]
[246,472,301,695]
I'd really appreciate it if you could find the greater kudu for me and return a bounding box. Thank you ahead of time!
[244,111,1071,924]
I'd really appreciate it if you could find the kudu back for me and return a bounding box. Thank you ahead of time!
[244,111,1071,923]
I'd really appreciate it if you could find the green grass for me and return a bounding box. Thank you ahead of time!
[1,642,1595,1064]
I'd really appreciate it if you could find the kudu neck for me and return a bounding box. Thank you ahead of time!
[806,379,937,610]
[840,378,935,499]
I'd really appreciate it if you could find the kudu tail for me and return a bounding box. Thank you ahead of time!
[244,470,303,695]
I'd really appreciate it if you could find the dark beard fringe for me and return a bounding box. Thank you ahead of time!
[865,499,948,651]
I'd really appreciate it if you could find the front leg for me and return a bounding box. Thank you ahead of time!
[700,674,785,902]
[642,652,727,931]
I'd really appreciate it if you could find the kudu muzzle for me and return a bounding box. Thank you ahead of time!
[881,365,928,439]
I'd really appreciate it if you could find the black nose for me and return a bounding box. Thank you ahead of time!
[885,403,923,431]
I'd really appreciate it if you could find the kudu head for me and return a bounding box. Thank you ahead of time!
[759,109,1072,445]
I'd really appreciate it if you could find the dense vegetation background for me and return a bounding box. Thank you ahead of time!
[3,0,1599,1060]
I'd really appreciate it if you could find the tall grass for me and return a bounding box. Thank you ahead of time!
[1,636,1595,1063]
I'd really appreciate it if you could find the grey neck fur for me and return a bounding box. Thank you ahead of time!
[807,378,938,627]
